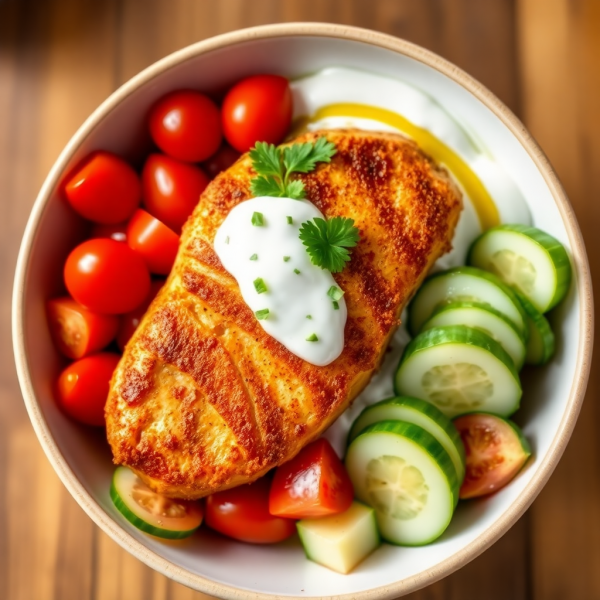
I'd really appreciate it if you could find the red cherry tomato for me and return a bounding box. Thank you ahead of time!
[201,144,241,179]
[205,475,296,544]
[269,439,354,519]
[90,221,128,242]
[56,352,121,426]
[222,75,292,152]
[149,90,222,162]
[142,154,209,232]
[126,209,179,275]
[454,413,531,499]
[47,297,119,360]
[64,238,150,314]
[117,278,165,350]
[64,152,141,224]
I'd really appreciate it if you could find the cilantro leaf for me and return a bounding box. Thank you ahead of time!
[285,179,306,199]
[249,142,282,178]
[299,217,360,273]
[284,137,336,174]
[250,175,284,198]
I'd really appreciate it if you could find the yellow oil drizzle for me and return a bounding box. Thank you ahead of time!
[296,103,500,231]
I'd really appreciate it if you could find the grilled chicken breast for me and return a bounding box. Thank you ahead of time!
[105,129,462,499]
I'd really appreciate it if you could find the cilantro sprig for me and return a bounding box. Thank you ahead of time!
[299,217,360,273]
[249,138,336,200]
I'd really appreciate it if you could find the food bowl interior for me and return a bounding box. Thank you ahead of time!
[16,30,586,599]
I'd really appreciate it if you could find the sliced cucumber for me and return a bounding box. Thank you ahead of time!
[110,467,203,539]
[408,266,527,338]
[394,326,522,419]
[421,301,527,370]
[346,421,458,546]
[297,501,380,574]
[347,396,465,485]
[468,224,571,313]
[515,291,556,365]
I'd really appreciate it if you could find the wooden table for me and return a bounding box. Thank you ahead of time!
[1,1,598,598]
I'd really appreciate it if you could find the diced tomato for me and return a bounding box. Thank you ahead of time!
[64,238,150,314]
[56,352,121,426]
[201,144,241,179]
[90,221,128,242]
[269,439,354,519]
[47,297,119,360]
[141,154,209,232]
[149,90,222,162]
[454,413,531,499]
[221,75,292,152]
[64,151,141,224]
[205,475,296,544]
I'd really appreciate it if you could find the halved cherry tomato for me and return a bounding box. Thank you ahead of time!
[201,144,241,179]
[90,221,128,242]
[56,352,121,426]
[117,278,164,350]
[149,90,222,162]
[47,297,119,360]
[222,75,292,152]
[141,154,209,232]
[64,238,150,314]
[205,475,296,544]
[64,151,141,224]
[126,209,179,275]
[269,438,354,519]
[454,413,531,500]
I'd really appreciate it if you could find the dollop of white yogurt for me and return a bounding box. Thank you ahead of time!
[214,196,347,367]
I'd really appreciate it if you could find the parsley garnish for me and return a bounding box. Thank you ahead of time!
[299,217,360,273]
[253,278,267,294]
[255,308,270,320]
[249,138,336,200]
[252,212,264,226]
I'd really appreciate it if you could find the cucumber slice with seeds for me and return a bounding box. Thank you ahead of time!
[346,420,458,546]
[515,291,556,365]
[395,326,522,418]
[421,301,526,370]
[468,224,571,312]
[348,396,465,485]
[408,266,527,338]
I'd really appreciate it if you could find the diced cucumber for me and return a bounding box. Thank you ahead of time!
[421,301,527,370]
[347,396,465,485]
[394,326,522,419]
[346,421,458,546]
[297,501,380,574]
[408,266,527,338]
[110,467,203,539]
[468,224,571,312]
[515,291,556,365]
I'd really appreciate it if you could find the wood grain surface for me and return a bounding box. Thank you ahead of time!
[1,0,598,598]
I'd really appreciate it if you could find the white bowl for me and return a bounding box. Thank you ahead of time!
[13,23,593,599]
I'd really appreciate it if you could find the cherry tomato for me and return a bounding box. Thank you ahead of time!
[269,439,354,519]
[64,151,141,224]
[126,209,179,275]
[454,413,531,500]
[205,475,296,544]
[64,238,150,314]
[117,278,165,350]
[141,154,209,232]
[90,221,128,242]
[201,144,241,179]
[47,297,119,360]
[149,90,222,162]
[221,75,292,152]
[56,352,121,426]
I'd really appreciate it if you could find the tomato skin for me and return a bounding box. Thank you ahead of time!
[269,439,354,519]
[47,297,119,360]
[64,152,141,224]
[201,144,241,179]
[222,75,292,152]
[117,278,164,350]
[205,475,296,544]
[56,352,121,426]
[90,221,128,242]
[454,413,531,500]
[149,90,222,162]
[64,238,151,315]
[142,154,209,232]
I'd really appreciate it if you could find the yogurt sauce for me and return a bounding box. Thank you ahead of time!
[214,196,347,367]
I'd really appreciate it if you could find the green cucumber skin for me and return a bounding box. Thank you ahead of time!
[468,224,572,311]
[515,291,556,365]
[408,266,528,338]
[110,477,199,540]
